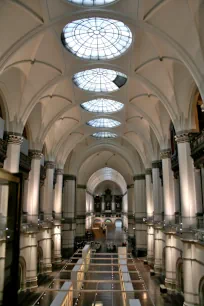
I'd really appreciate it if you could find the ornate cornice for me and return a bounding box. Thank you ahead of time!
[29,150,43,160]
[63,174,76,181]
[133,174,145,181]
[7,134,23,145]
[160,149,171,160]
[145,168,152,175]
[175,132,189,143]
[152,160,161,169]
[45,161,55,169]
[56,168,64,175]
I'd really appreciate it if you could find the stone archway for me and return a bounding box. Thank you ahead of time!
[176,258,184,293]
[115,219,123,228]
[18,256,26,292]
[37,246,43,275]
[199,276,204,306]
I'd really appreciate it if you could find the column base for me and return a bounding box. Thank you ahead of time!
[154,264,163,275]
[165,278,176,291]
[52,256,62,268]
[26,277,38,290]
[43,264,52,274]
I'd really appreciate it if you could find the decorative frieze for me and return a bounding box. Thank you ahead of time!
[175,132,189,143]
[133,174,145,181]
[29,150,43,160]
[160,149,171,160]
[145,168,152,175]
[45,161,55,169]
[7,134,23,145]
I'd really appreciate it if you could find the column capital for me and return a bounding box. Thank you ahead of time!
[133,174,145,181]
[127,184,134,189]
[175,132,190,143]
[145,168,152,175]
[7,134,23,145]
[160,149,171,160]
[45,161,55,169]
[77,184,86,189]
[63,174,76,181]
[152,160,161,168]
[29,150,43,160]
[56,168,64,175]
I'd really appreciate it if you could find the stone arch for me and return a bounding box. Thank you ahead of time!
[114,218,123,228]
[37,246,43,275]
[199,276,204,306]
[104,218,112,224]
[176,257,184,293]
[18,256,26,292]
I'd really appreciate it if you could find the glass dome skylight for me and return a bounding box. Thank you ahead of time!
[87,118,121,128]
[81,98,124,113]
[73,68,127,92]
[62,17,132,60]
[92,132,118,138]
[67,0,117,6]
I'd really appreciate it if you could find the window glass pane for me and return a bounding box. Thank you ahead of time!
[92,132,118,138]
[87,118,121,128]
[73,68,127,92]
[67,0,117,7]
[62,17,132,60]
[81,99,124,113]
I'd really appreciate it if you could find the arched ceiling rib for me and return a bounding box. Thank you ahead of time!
[87,167,127,194]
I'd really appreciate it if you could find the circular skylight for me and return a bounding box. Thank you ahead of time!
[87,118,121,128]
[81,98,124,113]
[62,17,132,60]
[73,68,127,92]
[67,0,117,6]
[92,132,118,138]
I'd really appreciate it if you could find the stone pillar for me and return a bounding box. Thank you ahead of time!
[175,133,197,228]
[182,241,199,306]
[145,169,153,220]
[101,196,105,212]
[26,150,43,224]
[76,185,86,238]
[128,184,135,238]
[154,226,165,274]
[40,161,55,273]
[194,168,203,214]
[4,134,23,173]
[147,225,154,266]
[111,196,115,212]
[174,175,181,214]
[52,169,63,266]
[160,150,176,224]
[62,175,76,258]
[134,174,147,256]
[152,161,163,222]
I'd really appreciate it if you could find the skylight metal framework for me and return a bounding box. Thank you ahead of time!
[87,118,121,128]
[62,17,132,60]
[73,68,127,92]
[92,131,118,138]
[81,98,124,113]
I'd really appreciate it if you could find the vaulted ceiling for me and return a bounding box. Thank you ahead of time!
[0,0,203,184]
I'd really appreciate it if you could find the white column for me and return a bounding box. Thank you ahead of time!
[76,185,86,238]
[62,176,76,257]
[174,176,181,214]
[145,169,153,220]
[4,134,23,173]
[152,161,163,222]
[26,150,43,224]
[160,150,176,224]
[134,175,147,256]
[128,185,135,238]
[194,168,203,214]
[147,225,154,265]
[175,133,197,228]
[52,169,63,266]
[101,196,105,212]
[111,196,115,212]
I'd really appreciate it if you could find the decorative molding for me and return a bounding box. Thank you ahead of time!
[77,184,86,189]
[127,184,134,189]
[29,150,43,160]
[152,160,161,168]
[133,174,145,181]
[175,132,189,143]
[56,168,64,175]
[145,168,152,175]
[160,149,171,160]
[45,161,55,169]
[63,174,76,181]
